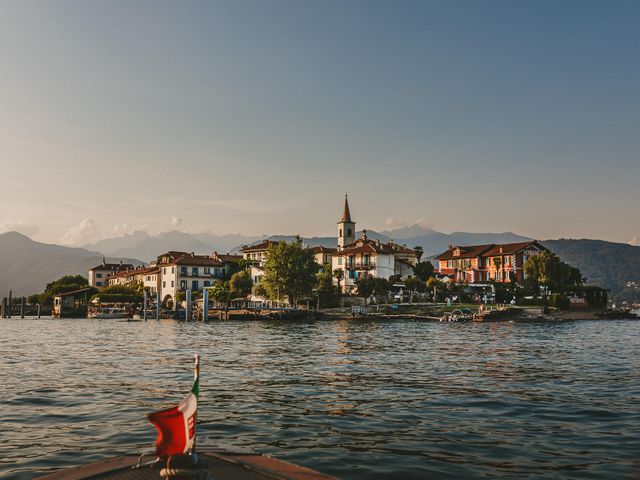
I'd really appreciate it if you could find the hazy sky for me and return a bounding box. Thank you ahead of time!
[1,1,638,246]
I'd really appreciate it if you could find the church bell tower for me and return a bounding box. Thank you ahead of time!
[337,194,356,249]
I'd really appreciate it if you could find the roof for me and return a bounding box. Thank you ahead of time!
[435,241,547,260]
[55,288,92,297]
[434,244,494,260]
[172,254,224,267]
[340,194,352,223]
[308,245,338,254]
[332,238,416,257]
[215,254,243,263]
[109,266,160,279]
[239,240,280,253]
[89,262,133,272]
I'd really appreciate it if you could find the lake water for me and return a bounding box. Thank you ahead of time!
[1,317,639,479]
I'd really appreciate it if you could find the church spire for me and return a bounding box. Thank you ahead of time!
[341,194,352,223]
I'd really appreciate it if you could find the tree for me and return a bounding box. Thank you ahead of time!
[222,258,253,281]
[260,236,318,305]
[412,261,434,282]
[316,263,339,308]
[333,268,344,291]
[492,257,503,282]
[355,273,375,299]
[208,281,232,304]
[427,277,445,302]
[524,252,583,297]
[27,294,40,305]
[404,276,423,293]
[414,246,424,262]
[229,271,253,298]
[372,277,391,300]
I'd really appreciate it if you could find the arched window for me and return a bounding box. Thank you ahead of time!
[339,229,342,237]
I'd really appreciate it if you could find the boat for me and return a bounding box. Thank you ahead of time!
[36,448,337,479]
[88,307,130,319]
[440,308,475,322]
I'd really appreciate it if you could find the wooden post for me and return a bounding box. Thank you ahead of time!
[202,288,209,322]
[185,289,192,321]
[20,297,25,319]
[1,297,5,318]
[37,303,41,318]
[8,290,12,319]
[156,292,161,320]
[143,290,148,321]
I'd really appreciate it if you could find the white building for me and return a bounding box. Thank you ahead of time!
[239,240,280,285]
[106,266,161,295]
[331,196,418,293]
[88,259,133,288]
[157,251,240,308]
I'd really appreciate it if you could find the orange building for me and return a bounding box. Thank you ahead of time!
[435,241,548,283]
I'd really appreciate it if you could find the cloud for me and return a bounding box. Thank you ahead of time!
[170,216,183,227]
[0,219,40,237]
[629,237,638,246]
[60,219,99,245]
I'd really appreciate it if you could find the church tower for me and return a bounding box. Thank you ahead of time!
[337,194,356,249]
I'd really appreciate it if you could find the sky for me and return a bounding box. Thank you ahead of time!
[0,0,638,246]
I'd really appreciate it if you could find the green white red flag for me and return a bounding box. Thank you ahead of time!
[148,355,200,456]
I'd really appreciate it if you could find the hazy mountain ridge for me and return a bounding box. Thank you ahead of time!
[0,232,142,297]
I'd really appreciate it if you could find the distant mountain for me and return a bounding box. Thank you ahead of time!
[85,231,263,262]
[415,231,533,258]
[380,224,435,240]
[0,232,142,297]
[543,239,640,302]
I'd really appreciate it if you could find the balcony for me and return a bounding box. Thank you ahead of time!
[346,262,376,270]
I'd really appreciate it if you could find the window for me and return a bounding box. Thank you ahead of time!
[163,281,166,288]
[96,273,102,278]
[180,281,187,290]
[171,267,175,273]
[171,281,174,287]
[338,257,343,265]
[180,267,188,276]
[192,267,198,276]
[192,280,199,290]
[339,229,342,237]
[163,267,166,274]
[97,281,102,286]
[204,267,211,275]
[204,280,210,287]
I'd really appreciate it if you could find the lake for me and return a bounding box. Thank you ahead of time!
[1,317,639,479]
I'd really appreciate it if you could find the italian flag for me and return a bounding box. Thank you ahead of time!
[148,355,200,456]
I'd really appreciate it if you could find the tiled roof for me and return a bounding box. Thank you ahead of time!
[239,240,280,253]
[434,244,495,260]
[483,241,548,256]
[172,254,224,267]
[215,253,243,263]
[109,266,160,279]
[308,246,338,254]
[435,241,547,260]
[332,239,415,256]
[89,263,133,272]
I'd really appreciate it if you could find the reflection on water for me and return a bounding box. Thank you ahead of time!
[1,318,639,479]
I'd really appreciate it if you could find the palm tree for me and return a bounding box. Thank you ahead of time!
[414,246,424,262]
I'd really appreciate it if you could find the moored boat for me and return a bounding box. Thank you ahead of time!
[88,307,130,319]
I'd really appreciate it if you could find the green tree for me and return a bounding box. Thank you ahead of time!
[524,252,583,297]
[229,271,253,298]
[427,277,445,302]
[260,236,318,305]
[355,273,375,299]
[222,258,253,281]
[27,294,40,305]
[316,263,339,308]
[414,246,424,262]
[372,277,391,299]
[412,261,434,281]
[333,268,344,291]
[492,257,503,282]
[208,281,232,304]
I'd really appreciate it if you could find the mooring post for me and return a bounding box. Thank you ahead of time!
[156,292,161,320]
[20,297,25,319]
[1,297,5,318]
[8,290,12,319]
[37,303,41,318]
[143,290,148,321]
[185,289,192,321]
[202,288,209,322]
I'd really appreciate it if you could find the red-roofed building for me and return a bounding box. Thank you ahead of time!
[88,259,134,288]
[435,241,549,283]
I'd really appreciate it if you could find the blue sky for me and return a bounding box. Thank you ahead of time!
[0,1,638,245]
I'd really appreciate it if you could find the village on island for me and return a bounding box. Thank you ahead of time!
[0,195,611,322]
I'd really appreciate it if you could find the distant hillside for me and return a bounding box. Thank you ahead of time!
[0,232,142,297]
[543,239,640,301]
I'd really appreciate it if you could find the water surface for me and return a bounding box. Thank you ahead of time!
[1,317,639,479]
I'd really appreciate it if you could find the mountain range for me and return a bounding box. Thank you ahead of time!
[1,227,638,301]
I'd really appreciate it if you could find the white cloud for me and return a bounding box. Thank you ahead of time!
[170,216,183,227]
[60,219,99,246]
[0,219,40,237]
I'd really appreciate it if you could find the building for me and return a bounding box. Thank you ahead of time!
[106,266,161,295]
[331,196,418,292]
[88,259,134,288]
[434,240,549,283]
[157,252,238,307]
[239,240,281,284]
[308,245,337,266]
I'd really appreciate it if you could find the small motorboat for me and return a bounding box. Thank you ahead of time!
[88,307,130,319]
[440,308,475,322]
